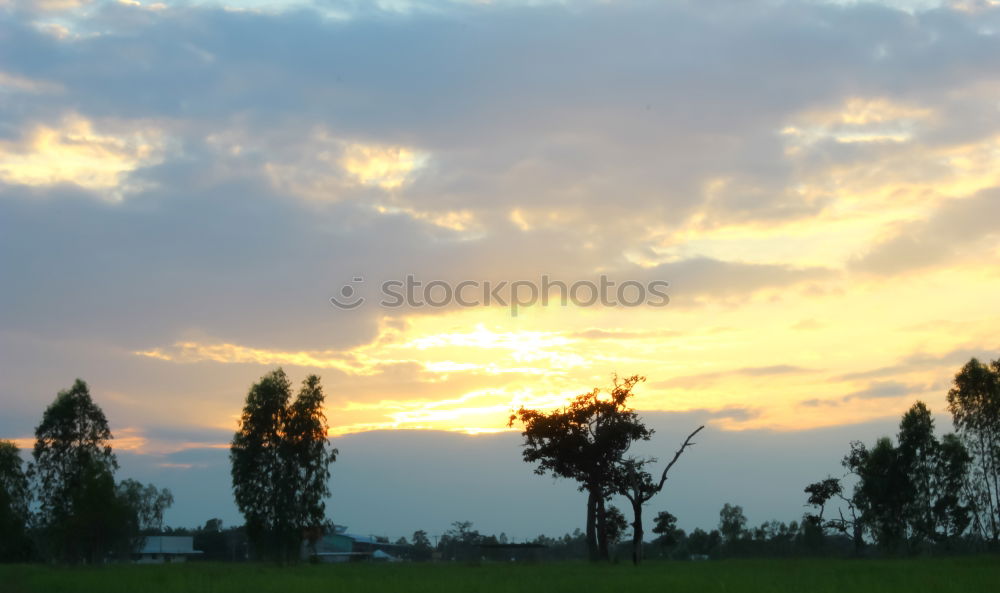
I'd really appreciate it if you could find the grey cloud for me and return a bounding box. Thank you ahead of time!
[836,346,997,381]
[842,380,922,401]
[4,0,997,239]
[654,364,815,389]
[851,187,1000,276]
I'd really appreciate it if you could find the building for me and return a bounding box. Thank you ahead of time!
[304,526,407,563]
[135,536,203,564]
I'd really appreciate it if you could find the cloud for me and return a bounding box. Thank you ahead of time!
[655,364,816,390]
[836,346,998,381]
[839,379,941,403]
[851,188,1000,276]
[0,113,166,197]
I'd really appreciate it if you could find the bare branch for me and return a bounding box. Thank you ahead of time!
[655,425,705,492]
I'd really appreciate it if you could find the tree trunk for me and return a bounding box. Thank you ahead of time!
[631,499,643,565]
[596,496,610,561]
[586,488,599,562]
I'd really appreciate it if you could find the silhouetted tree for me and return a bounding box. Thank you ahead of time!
[613,425,704,564]
[509,375,652,562]
[842,401,972,551]
[193,518,231,561]
[685,527,721,557]
[947,357,1000,543]
[896,401,971,546]
[438,521,483,562]
[116,479,174,555]
[604,505,629,549]
[230,369,338,562]
[651,511,682,548]
[0,440,32,562]
[29,379,132,563]
[410,530,433,561]
[804,476,862,552]
[934,433,973,542]
[117,479,173,533]
[719,503,748,550]
[844,437,909,550]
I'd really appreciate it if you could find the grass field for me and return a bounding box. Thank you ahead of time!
[2,557,998,593]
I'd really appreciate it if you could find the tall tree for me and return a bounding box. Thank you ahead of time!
[411,530,433,561]
[231,369,337,562]
[116,479,174,554]
[30,379,127,563]
[947,357,1000,542]
[896,402,937,543]
[844,437,910,550]
[613,425,704,564]
[895,401,971,545]
[0,440,32,562]
[840,401,972,551]
[509,375,652,562]
[719,503,748,548]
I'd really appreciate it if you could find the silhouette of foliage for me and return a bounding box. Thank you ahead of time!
[509,375,653,562]
[612,425,703,564]
[29,379,132,563]
[651,511,682,548]
[947,357,1000,543]
[0,440,33,562]
[719,503,748,547]
[230,369,337,562]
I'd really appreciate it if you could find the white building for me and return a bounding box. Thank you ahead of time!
[135,536,203,564]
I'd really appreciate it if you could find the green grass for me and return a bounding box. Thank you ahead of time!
[2,557,998,593]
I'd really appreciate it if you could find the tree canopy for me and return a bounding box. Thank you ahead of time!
[510,375,653,561]
[947,357,1000,542]
[30,379,126,563]
[230,369,338,562]
[0,440,32,562]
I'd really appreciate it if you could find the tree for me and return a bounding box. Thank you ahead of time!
[30,379,128,563]
[840,401,973,551]
[947,357,1000,542]
[0,440,32,562]
[844,437,909,550]
[411,530,433,561]
[803,476,863,552]
[603,505,629,549]
[651,511,682,549]
[719,503,748,547]
[230,369,337,562]
[116,479,174,555]
[896,401,971,546]
[613,425,704,564]
[438,521,483,562]
[685,527,721,557]
[509,375,653,562]
[933,433,972,542]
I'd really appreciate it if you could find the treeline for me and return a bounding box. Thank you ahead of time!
[3,357,998,565]
[506,358,1000,563]
[802,357,1000,555]
[0,380,173,563]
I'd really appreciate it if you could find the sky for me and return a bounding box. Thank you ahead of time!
[1,0,999,540]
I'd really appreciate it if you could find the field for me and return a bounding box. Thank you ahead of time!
[2,557,999,593]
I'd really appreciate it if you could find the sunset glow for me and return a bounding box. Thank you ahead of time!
[2,0,1000,536]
